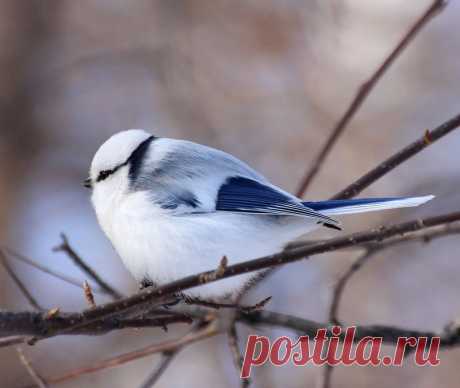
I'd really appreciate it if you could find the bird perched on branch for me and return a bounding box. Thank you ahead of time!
[85,129,433,299]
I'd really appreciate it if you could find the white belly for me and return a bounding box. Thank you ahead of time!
[108,192,317,299]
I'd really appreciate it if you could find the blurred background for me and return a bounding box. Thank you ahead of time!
[0,0,459,387]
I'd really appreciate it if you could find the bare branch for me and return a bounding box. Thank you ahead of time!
[17,347,48,388]
[25,210,460,343]
[227,324,251,388]
[0,249,43,311]
[296,0,447,197]
[321,222,460,388]
[83,280,96,308]
[138,350,179,388]
[45,321,219,385]
[184,295,271,314]
[0,311,192,338]
[0,335,25,348]
[53,233,123,300]
[332,111,460,199]
[241,310,460,348]
[2,247,103,293]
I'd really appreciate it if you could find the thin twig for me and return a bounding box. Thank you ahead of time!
[138,350,179,388]
[2,246,103,293]
[328,223,460,326]
[45,321,219,385]
[0,335,25,348]
[0,249,43,311]
[228,324,251,388]
[332,112,460,199]
[320,224,460,388]
[25,210,460,343]
[53,233,123,300]
[296,0,447,197]
[17,347,48,388]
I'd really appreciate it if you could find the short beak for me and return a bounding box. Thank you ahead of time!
[83,177,92,189]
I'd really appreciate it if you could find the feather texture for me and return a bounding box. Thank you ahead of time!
[216,176,339,225]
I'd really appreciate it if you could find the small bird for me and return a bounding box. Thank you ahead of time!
[86,129,433,300]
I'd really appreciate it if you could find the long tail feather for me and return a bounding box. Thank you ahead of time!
[302,195,434,216]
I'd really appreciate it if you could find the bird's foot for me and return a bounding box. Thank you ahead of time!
[139,278,155,290]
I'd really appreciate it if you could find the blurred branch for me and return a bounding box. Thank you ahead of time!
[53,233,123,300]
[0,335,25,348]
[19,309,460,386]
[17,347,48,388]
[45,321,219,385]
[138,350,179,388]
[0,249,43,311]
[2,246,105,293]
[332,113,460,199]
[296,0,447,197]
[321,222,460,388]
[227,323,251,388]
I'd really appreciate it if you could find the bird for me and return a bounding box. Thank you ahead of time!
[86,129,434,300]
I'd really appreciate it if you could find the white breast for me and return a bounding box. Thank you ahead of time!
[107,191,317,299]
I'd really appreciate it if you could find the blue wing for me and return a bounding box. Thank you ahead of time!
[216,176,339,225]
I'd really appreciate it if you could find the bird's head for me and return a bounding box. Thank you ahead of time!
[86,129,155,191]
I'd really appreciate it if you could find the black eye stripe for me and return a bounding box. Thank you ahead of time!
[96,168,116,182]
[95,135,155,184]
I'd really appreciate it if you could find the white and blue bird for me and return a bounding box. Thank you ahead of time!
[86,129,433,299]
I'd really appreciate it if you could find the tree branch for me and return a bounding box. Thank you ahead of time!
[332,112,460,199]
[296,0,447,197]
[44,321,219,385]
[241,310,460,348]
[0,311,191,338]
[0,249,43,311]
[21,210,460,343]
[53,233,123,300]
[17,347,48,388]
[138,350,179,388]
[2,246,104,293]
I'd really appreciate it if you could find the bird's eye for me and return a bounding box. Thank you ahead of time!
[97,170,112,182]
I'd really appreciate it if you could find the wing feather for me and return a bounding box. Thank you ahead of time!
[216,176,339,225]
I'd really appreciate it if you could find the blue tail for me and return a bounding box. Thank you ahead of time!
[302,195,434,216]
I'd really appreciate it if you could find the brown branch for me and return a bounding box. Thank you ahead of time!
[332,111,460,199]
[295,0,447,197]
[0,335,25,348]
[184,295,271,314]
[0,249,43,311]
[24,210,460,343]
[328,223,460,326]
[2,246,103,293]
[241,310,460,348]
[138,350,179,388]
[228,324,251,388]
[0,311,192,338]
[321,222,460,388]
[17,347,48,388]
[3,222,457,342]
[45,321,219,385]
[53,233,123,300]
